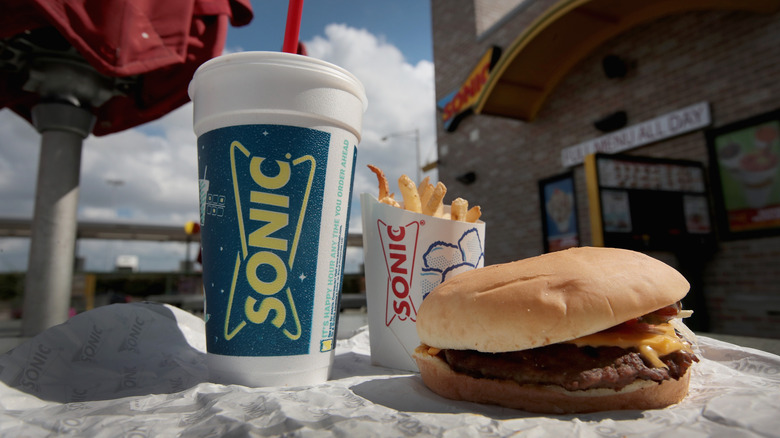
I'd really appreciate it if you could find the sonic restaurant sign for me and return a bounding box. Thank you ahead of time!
[437,46,501,132]
[561,102,711,167]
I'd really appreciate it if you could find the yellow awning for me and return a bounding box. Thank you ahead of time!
[474,0,780,122]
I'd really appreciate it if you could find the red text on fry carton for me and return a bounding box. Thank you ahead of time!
[378,220,421,326]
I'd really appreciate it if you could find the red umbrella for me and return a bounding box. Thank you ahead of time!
[0,0,253,335]
[1,0,252,135]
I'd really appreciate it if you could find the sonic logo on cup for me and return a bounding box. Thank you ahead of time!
[223,140,314,343]
[377,219,421,326]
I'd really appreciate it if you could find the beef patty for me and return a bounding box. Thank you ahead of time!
[442,342,698,392]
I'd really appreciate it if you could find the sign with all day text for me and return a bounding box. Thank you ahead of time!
[562,102,711,167]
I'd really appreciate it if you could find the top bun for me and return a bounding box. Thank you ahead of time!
[416,247,690,352]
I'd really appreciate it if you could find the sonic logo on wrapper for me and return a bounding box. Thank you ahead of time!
[378,220,421,325]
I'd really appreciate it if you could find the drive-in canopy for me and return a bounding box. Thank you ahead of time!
[475,0,780,122]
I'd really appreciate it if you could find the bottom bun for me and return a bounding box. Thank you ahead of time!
[413,348,691,414]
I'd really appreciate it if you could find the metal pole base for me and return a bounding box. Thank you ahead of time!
[22,102,94,336]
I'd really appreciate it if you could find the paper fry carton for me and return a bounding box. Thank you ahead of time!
[360,193,486,371]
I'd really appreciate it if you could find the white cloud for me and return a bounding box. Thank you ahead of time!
[0,24,437,274]
[79,106,200,224]
[307,24,438,231]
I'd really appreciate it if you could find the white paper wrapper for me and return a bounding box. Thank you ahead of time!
[360,193,486,371]
[1,302,780,436]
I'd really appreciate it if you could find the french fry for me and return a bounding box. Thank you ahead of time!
[418,176,433,206]
[368,164,483,223]
[367,164,390,200]
[398,175,422,213]
[379,195,401,208]
[466,205,482,223]
[451,197,468,221]
[423,182,447,216]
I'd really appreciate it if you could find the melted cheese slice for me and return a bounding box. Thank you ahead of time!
[566,323,689,368]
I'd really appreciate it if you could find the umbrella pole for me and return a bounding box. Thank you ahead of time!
[22,102,94,336]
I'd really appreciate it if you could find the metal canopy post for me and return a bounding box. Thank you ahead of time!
[21,102,94,336]
[15,44,116,335]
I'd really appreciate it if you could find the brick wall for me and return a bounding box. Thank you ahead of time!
[473,0,528,36]
[431,1,780,337]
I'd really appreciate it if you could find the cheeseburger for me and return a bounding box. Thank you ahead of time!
[412,247,698,414]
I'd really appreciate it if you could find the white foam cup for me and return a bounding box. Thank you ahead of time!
[189,52,367,386]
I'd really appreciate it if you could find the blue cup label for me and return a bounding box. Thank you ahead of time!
[197,124,355,357]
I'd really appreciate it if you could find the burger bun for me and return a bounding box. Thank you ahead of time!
[416,247,690,352]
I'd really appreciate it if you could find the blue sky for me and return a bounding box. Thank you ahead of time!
[226,1,433,64]
[0,0,438,273]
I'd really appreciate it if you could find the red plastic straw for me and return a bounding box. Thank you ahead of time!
[282,0,304,53]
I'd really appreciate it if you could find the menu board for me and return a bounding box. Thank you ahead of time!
[585,153,716,251]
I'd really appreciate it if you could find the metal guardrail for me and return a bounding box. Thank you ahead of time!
[339,294,367,309]
[0,217,197,242]
[0,217,364,247]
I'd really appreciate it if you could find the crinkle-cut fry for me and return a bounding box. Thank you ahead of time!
[423,182,447,216]
[398,175,422,213]
[367,164,390,200]
[451,197,468,221]
[466,205,482,223]
[418,177,433,206]
[379,195,401,208]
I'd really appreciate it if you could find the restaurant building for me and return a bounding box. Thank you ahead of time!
[431,0,780,337]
